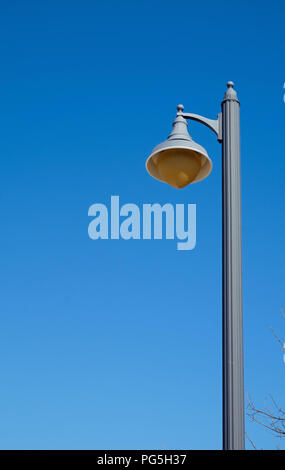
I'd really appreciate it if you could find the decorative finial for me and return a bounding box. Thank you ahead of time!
[223,81,239,102]
[176,104,184,113]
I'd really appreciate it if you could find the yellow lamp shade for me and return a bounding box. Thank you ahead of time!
[156,149,202,189]
[146,114,212,189]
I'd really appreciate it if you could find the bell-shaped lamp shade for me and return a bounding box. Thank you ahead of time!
[146,113,212,189]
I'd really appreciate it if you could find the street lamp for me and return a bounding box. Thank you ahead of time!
[146,81,244,451]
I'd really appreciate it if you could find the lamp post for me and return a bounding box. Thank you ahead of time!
[146,81,244,450]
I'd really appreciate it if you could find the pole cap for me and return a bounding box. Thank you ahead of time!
[223,81,239,102]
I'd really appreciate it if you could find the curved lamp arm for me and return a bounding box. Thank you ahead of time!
[177,105,223,143]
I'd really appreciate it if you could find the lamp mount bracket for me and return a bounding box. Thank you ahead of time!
[176,106,222,143]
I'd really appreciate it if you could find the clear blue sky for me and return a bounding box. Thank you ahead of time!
[0,0,284,450]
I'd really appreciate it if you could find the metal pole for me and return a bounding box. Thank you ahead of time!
[221,82,245,450]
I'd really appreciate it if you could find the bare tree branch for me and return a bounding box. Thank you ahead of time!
[246,310,285,448]
[247,395,285,438]
[270,326,284,349]
[245,432,257,449]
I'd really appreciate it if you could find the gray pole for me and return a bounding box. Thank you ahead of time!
[221,82,245,450]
